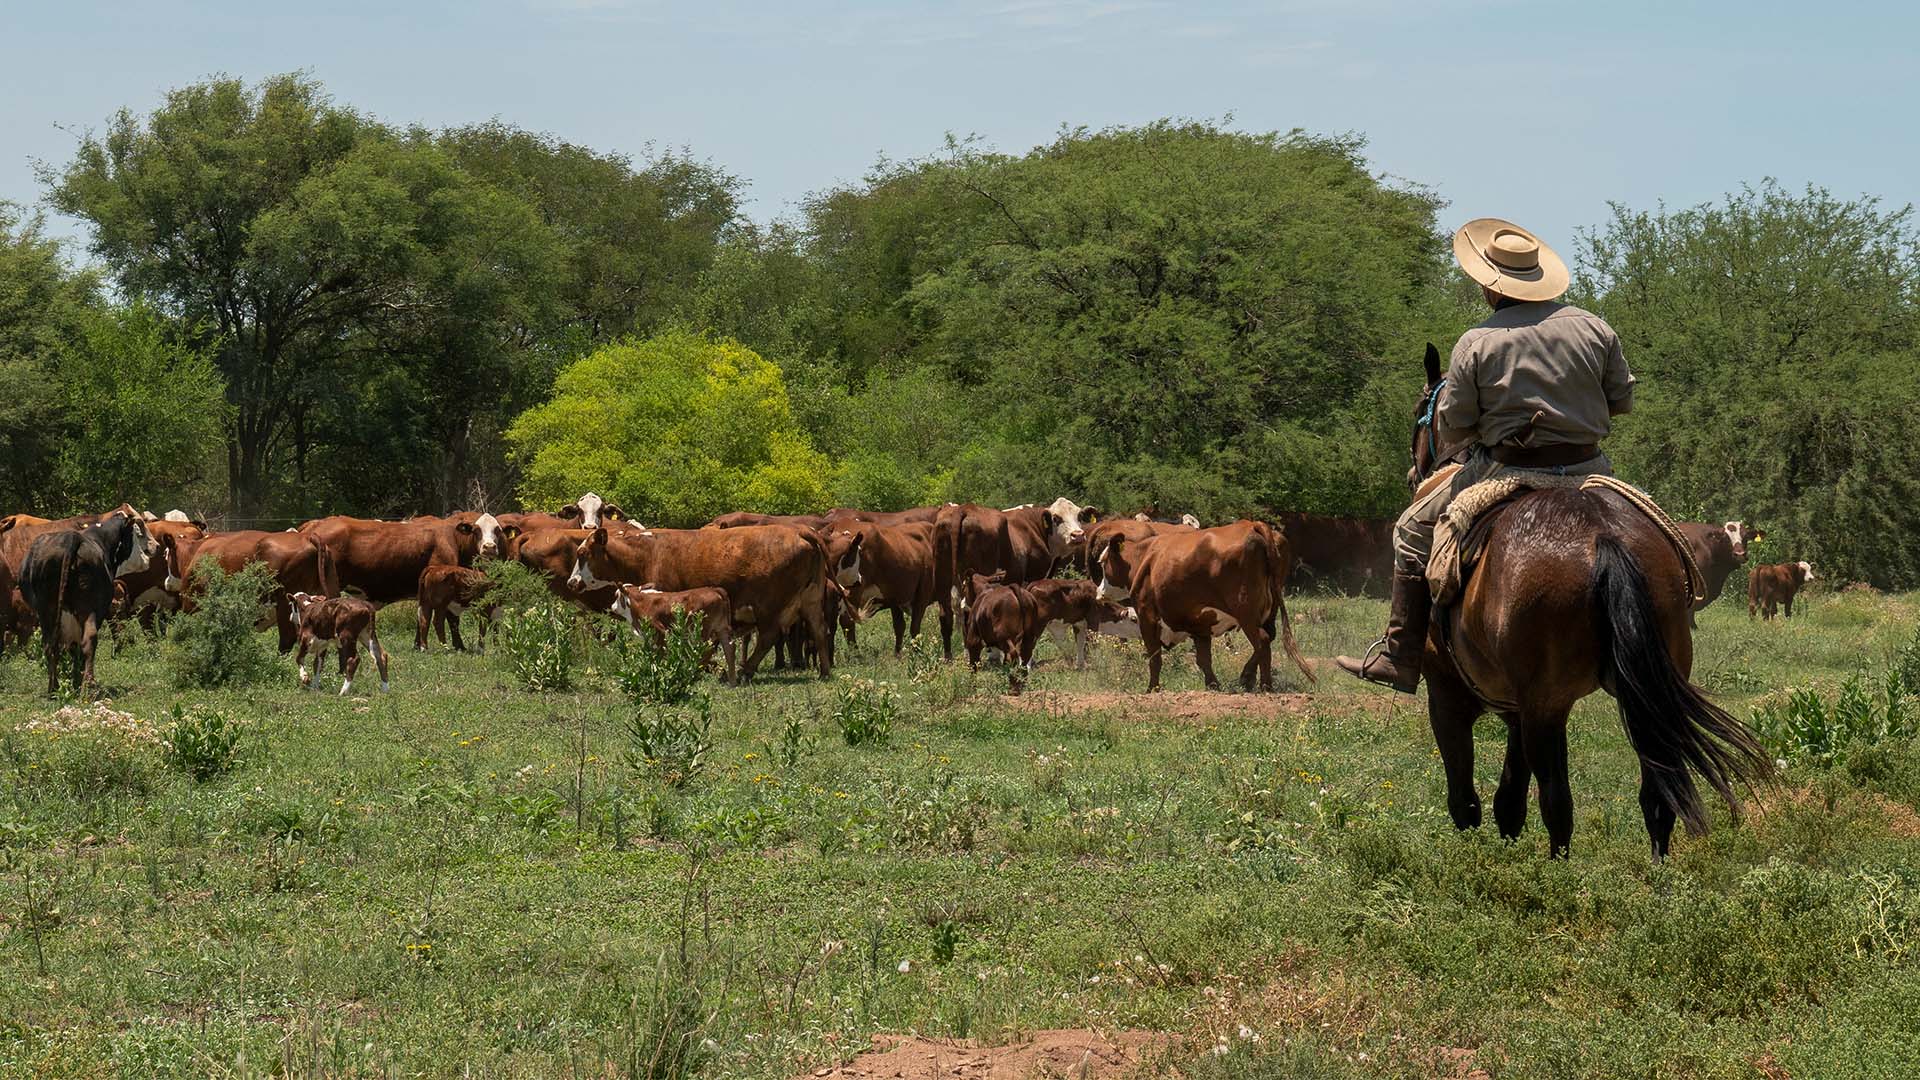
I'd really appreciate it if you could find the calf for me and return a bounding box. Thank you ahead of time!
[415,565,500,652]
[1025,578,1130,669]
[290,592,391,695]
[962,572,1038,693]
[1092,520,1311,692]
[609,583,737,684]
[18,512,152,695]
[1749,560,1815,621]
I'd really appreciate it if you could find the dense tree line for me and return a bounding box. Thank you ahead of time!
[8,75,1919,584]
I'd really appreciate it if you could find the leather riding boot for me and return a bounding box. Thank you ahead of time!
[1333,571,1431,693]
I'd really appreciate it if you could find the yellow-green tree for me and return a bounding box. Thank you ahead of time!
[506,330,830,525]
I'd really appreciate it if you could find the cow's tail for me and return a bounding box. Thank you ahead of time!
[1592,534,1773,835]
[1257,524,1313,683]
[313,538,341,597]
[934,504,964,613]
[54,546,74,640]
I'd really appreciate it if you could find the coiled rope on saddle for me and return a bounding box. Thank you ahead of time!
[1429,473,1705,607]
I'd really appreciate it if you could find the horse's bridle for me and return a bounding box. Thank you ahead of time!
[1414,377,1448,479]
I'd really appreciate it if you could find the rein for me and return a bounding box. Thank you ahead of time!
[1416,378,1448,470]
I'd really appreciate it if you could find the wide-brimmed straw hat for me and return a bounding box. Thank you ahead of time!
[1453,218,1569,302]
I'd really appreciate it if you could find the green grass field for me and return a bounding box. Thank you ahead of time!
[2,588,1918,1079]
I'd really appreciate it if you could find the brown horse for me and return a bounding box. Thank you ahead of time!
[1407,343,1773,859]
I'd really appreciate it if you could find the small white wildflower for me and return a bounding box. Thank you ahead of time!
[897,959,911,973]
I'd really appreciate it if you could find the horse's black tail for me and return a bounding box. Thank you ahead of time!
[1591,535,1775,835]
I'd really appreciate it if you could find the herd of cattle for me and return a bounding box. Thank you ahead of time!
[0,492,1818,696]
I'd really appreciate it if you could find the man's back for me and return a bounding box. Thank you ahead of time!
[1438,300,1635,448]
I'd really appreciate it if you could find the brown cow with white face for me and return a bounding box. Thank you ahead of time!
[1092,520,1311,692]
[935,497,1101,624]
[565,524,829,682]
[117,518,208,630]
[1679,520,1765,618]
[290,592,390,695]
[555,492,631,530]
[609,583,737,684]
[822,521,939,655]
[510,527,618,613]
[1749,560,1815,621]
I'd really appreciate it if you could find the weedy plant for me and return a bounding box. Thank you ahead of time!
[166,561,280,689]
[1757,668,1918,766]
[614,609,709,706]
[618,612,714,788]
[833,679,897,747]
[161,704,242,781]
[499,598,579,692]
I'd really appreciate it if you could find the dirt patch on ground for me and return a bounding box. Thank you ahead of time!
[1755,785,1920,839]
[1000,689,1395,725]
[803,1029,1165,1079]
[1870,794,1920,838]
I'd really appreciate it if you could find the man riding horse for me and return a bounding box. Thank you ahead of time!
[1335,218,1636,692]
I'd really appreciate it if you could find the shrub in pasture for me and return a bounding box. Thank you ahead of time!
[161,705,242,782]
[498,597,579,692]
[166,562,280,689]
[14,703,163,798]
[833,679,897,747]
[480,557,554,619]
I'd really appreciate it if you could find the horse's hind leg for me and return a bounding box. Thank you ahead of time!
[1426,668,1483,830]
[1492,717,1531,841]
[1522,715,1576,858]
[1639,760,1679,862]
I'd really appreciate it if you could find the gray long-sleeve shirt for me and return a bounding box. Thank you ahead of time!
[1437,301,1636,448]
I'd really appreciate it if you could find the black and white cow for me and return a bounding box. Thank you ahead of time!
[19,512,151,695]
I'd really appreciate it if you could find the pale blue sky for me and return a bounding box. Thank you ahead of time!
[5,1,1914,260]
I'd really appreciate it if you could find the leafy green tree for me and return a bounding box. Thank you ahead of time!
[1576,182,1920,587]
[47,74,377,515]
[804,123,1457,519]
[440,123,739,346]
[284,136,564,515]
[54,302,227,513]
[506,329,831,525]
[0,206,98,511]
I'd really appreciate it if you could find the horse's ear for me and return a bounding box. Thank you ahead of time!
[1423,343,1442,384]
